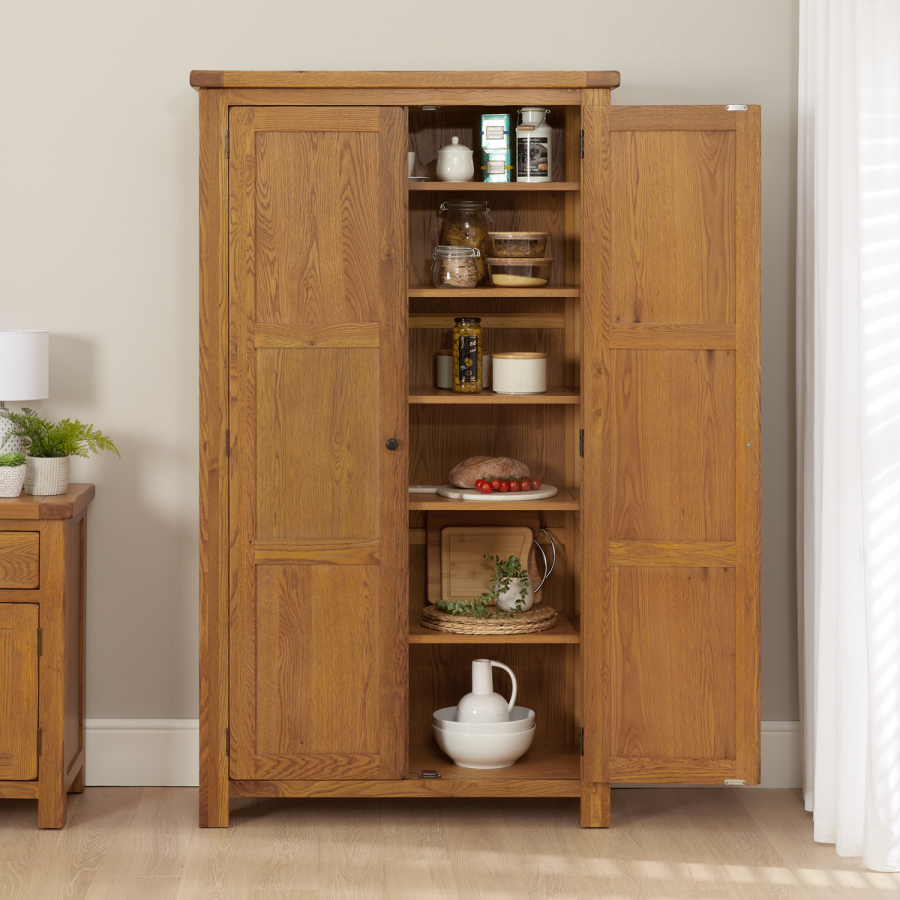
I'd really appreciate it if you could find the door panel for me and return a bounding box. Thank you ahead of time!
[609,567,736,779]
[229,106,408,781]
[582,105,760,785]
[610,349,736,542]
[610,130,736,325]
[0,603,39,780]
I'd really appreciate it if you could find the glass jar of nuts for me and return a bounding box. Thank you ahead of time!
[432,245,481,288]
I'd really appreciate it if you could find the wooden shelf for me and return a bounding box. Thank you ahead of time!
[410,612,580,644]
[409,182,580,192]
[410,386,579,405]
[408,486,580,511]
[408,744,581,795]
[409,286,579,298]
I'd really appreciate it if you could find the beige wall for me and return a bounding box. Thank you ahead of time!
[0,0,799,721]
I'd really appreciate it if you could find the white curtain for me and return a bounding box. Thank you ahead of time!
[798,0,900,872]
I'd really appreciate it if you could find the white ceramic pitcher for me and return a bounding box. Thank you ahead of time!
[456,659,517,724]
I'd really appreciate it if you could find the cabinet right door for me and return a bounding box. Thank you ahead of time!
[582,105,761,784]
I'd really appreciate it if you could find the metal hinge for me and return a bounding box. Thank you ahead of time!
[225,430,230,459]
[580,130,585,158]
[580,728,584,756]
[37,728,42,757]
[225,728,230,757]
[579,429,584,458]
[225,131,230,158]
[724,778,746,786]
[37,628,42,657]
[726,105,748,111]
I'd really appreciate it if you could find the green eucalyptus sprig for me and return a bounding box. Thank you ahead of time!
[0,452,26,467]
[0,408,120,459]
[435,553,530,619]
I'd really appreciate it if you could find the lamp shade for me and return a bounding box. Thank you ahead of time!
[0,330,49,401]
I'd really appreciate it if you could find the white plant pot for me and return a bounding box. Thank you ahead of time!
[25,456,70,496]
[493,576,535,613]
[0,465,26,498]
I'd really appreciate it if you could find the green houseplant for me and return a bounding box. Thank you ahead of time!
[436,553,533,619]
[0,452,27,498]
[0,408,119,496]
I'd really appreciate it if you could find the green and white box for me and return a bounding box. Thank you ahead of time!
[481,113,512,182]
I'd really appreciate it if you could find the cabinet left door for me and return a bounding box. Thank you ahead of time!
[228,106,408,781]
[0,603,39,781]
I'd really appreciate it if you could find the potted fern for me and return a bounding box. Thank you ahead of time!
[0,452,27,498]
[0,408,119,495]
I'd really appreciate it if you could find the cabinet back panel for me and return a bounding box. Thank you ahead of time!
[409,406,567,488]
[610,130,736,325]
[256,347,381,542]
[409,644,574,749]
[253,130,382,325]
[408,106,567,185]
[611,349,736,542]
[610,566,736,761]
[409,192,569,287]
[410,325,566,390]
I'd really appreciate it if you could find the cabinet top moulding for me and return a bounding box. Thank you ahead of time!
[190,71,620,90]
[0,483,95,521]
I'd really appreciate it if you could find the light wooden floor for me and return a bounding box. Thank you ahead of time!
[0,788,896,899]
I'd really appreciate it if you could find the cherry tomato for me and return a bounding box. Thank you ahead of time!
[475,479,484,490]
[531,477,542,490]
[520,477,532,491]
[499,481,509,493]
[491,479,501,491]
[479,482,493,494]
[508,480,520,492]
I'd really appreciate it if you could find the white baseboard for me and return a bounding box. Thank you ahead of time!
[85,719,199,786]
[84,719,802,788]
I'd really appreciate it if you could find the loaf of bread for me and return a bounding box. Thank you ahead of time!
[449,456,530,489]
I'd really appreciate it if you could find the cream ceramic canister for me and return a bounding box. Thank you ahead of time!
[492,352,548,395]
[437,136,475,183]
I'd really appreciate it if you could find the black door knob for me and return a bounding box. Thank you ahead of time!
[386,439,399,451]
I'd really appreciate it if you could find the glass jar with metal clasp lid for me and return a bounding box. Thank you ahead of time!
[439,200,493,285]
[432,246,481,288]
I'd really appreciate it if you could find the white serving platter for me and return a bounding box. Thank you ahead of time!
[436,484,558,502]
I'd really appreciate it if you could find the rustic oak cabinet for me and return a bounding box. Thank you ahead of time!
[0,485,93,827]
[193,71,761,828]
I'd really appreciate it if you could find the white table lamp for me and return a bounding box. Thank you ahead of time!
[0,330,50,454]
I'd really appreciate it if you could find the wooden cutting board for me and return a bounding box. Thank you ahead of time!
[426,511,540,604]
[440,525,537,603]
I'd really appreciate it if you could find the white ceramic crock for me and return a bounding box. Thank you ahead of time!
[0,465,26,498]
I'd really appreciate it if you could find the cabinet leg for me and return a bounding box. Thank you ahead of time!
[68,766,85,793]
[580,782,610,827]
[37,788,67,829]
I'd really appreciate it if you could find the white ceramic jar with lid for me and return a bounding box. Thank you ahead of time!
[437,136,475,182]
[492,352,548,394]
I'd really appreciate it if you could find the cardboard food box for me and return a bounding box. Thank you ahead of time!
[481,113,512,182]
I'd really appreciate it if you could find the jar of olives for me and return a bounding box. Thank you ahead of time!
[440,201,492,285]
[452,317,483,393]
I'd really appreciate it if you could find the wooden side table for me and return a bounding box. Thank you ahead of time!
[0,483,94,827]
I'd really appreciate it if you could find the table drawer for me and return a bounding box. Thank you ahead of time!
[0,533,39,589]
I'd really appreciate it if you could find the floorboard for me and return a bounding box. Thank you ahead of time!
[0,788,892,899]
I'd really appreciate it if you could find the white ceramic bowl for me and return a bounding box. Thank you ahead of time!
[433,706,535,735]
[433,723,535,769]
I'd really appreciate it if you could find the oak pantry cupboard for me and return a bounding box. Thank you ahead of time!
[192,70,761,828]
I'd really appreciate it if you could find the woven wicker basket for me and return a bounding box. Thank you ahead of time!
[25,456,70,496]
[420,604,557,635]
[0,465,26,498]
